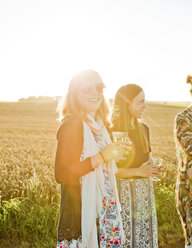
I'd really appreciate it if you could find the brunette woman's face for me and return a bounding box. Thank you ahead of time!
[128,91,146,119]
[77,79,104,116]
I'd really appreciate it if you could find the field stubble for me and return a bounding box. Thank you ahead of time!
[0,102,186,247]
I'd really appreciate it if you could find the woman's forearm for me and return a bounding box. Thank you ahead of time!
[116,167,139,178]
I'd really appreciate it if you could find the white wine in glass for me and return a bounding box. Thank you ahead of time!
[151,157,163,182]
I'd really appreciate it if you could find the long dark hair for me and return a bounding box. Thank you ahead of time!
[111,84,149,152]
[111,84,143,131]
[58,70,109,126]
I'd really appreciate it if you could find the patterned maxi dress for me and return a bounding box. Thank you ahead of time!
[57,120,122,248]
[91,126,122,248]
[116,123,158,248]
[175,107,192,246]
[57,168,122,248]
[118,178,158,248]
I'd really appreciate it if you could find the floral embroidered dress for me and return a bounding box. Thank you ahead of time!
[57,118,122,248]
[91,127,122,248]
[57,170,122,248]
[175,106,192,246]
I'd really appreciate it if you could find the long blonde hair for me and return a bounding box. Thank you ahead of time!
[58,70,109,126]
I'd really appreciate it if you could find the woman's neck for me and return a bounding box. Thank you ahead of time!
[88,111,96,118]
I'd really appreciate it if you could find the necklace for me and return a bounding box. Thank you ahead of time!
[87,120,105,132]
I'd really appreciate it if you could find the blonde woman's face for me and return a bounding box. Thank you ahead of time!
[128,91,146,119]
[77,79,104,116]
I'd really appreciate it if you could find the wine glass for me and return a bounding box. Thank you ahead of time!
[151,157,163,181]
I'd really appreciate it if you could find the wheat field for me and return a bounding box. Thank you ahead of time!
[0,101,187,247]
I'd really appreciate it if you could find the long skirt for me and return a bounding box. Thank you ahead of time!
[57,168,122,248]
[117,178,158,248]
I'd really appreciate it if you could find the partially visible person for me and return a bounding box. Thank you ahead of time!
[175,75,192,248]
[111,84,160,248]
[55,70,128,248]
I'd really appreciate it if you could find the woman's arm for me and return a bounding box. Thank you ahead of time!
[55,117,95,183]
[117,154,160,178]
[116,167,140,178]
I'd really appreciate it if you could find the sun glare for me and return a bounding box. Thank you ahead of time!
[1,0,192,102]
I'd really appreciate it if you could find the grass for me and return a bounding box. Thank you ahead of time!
[0,101,186,247]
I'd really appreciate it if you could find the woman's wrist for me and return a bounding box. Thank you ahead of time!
[135,168,140,177]
[100,151,107,163]
[91,153,103,169]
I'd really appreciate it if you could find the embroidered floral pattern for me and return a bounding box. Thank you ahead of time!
[56,121,122,247]
[94,129,122,248]
[99,168,122,248]
[57,238,82,248]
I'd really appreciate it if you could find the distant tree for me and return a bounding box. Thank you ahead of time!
[19,96,55,102]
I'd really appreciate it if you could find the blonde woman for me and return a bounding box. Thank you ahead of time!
[55,70,128,248]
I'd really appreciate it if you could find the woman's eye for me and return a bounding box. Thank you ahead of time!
[81,86,92,94]
[81,84,104,95]
[96,84,104,94]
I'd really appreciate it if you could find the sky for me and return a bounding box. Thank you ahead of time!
[1,0,192,102]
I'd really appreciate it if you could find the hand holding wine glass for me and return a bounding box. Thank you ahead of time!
[151,157,163,181]
[100,142,130,162]
[136,158,162,179]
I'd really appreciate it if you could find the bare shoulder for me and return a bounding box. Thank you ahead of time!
[56,116,83,140]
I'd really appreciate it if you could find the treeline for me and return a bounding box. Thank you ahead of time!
[18,96,62,102]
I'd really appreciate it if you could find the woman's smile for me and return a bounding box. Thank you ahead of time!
[88,97,101,102]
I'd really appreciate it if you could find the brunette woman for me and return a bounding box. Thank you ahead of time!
[111,84,160,248]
